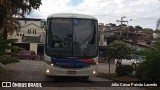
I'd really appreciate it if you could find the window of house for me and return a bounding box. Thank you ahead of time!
[33,29,34,34]
[28,29,32,34]
[28,29,29,34]
[29,29,31,34]
[28,29,37,34]
[32,29,37,34]
[35,30,36,34]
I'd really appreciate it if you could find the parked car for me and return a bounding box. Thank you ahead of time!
[115,54,145,69]
[17,50,36,60]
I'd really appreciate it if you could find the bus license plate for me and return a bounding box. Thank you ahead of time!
[67,71,76,74]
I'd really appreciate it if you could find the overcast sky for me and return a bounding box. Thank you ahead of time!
[28,0,160,30]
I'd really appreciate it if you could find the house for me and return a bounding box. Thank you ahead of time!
[124,40,154,51]
[8,18,46,55]
[17,18,46,27]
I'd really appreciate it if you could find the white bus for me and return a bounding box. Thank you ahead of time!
[44,13,99,79]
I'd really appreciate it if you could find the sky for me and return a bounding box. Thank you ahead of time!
[28,0,160,30]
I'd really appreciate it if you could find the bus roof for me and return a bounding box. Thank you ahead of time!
[47,13,97,20]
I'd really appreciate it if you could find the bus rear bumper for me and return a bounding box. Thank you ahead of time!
[44,63,98,77]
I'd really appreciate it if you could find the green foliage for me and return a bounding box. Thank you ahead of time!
[106,40,131,59]
[116,65,134,76]
[136,58,160,81]
[0,0,42,39]
[0,0,41,64]
[154,30,160,33]
[0,33,17,54]
[135,25,143,30]
[128,26,135,32]
[0,32,19,65]
[136,41,160,81]
[0,56,19,65]
[142,29,154,35]
[12,46,25,53]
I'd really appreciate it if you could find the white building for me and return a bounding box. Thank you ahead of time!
[153,33,160,39]
[8,18,46,55]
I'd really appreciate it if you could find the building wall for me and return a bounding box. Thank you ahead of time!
[19,20,41,27]
[8,23,45,43]
[30,43,38,55]
[8,18,46,55]
[153,33,160,39]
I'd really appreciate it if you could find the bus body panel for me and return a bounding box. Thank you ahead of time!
[44,62,98,76]
[44,55,98,76]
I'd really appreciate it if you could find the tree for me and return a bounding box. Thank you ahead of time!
[118,24,127,31]
[0,0,42,64]
[154,29,160,33]
[135,25,143,29]
[118,24,127,27]
[0,0,42,39]
[135,25,143,32]
[0,32,21,65]
[142,28,154,35]
[2,17,21,39]
[109,23,116,27]
[128,26,135,32]
[106,40,131,74]
[106,40,131,59]
[136,41,160,81]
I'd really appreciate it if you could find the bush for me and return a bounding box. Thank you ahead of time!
[0,55,19,65]
[12,46,25,53]
[136,58,160,81]
[116,65,134,76]
[0,32,20,65]
[106,40,131,60]
[136,41,160,81]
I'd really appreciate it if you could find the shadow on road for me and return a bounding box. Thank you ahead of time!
[45,76,92,83]
[44,76,112,87]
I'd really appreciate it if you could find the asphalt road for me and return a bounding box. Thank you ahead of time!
[0,60,112,81]
[0,60,155,90]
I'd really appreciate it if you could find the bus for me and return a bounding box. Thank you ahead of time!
[44,13,99,79]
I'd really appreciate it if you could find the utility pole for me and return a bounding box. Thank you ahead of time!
[116,16,131,39]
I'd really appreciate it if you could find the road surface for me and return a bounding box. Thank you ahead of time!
[0,60,155,90]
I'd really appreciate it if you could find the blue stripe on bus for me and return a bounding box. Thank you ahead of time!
[51,58,92,68]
